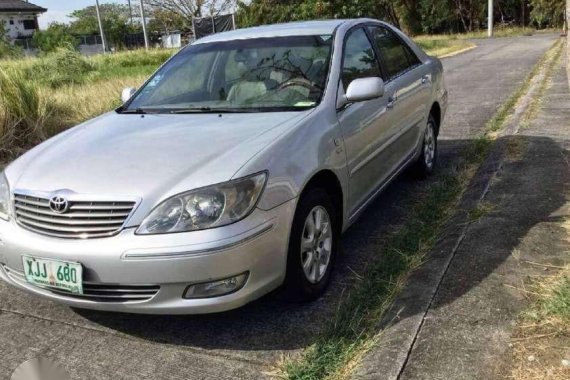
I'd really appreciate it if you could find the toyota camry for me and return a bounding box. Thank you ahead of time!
[0,19,447,314]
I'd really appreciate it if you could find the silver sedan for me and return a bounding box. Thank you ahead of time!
[0,19,447,314]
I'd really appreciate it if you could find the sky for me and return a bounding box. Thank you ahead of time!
[32,0,126,29]
[32,1,242,29]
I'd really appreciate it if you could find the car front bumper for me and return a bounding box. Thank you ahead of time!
[0,199,296,314]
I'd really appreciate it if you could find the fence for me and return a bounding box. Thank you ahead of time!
[192,13,236,40]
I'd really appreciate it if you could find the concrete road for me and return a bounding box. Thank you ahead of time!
[399,46,570,380]
[0,35,558,380]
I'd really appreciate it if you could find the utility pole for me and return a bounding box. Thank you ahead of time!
[488,0,494,37]
[522,0,525,33]
[95,0,107,53]
[127,0,134,24]
[139,0,149,50]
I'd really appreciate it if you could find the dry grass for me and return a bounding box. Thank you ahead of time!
[48,75,148,132]
[0,68,54,158]
[0,71,148,162]
[0,48,159,163]
[510,220,570,380]
[414,36,475,57]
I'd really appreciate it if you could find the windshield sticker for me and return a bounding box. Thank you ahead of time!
[147,74,163,88]
[320,35,332,42]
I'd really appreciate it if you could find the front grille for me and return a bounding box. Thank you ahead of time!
[14,193,136,239]
[3,265,159,303]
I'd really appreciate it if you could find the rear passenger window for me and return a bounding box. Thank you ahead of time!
[341,28,381,89]
[368,26,420,79]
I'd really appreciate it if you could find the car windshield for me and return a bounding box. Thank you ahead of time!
[125,35,333,113]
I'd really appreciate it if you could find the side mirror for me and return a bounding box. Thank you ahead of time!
[121,87,137,103]
[345,77,385,103]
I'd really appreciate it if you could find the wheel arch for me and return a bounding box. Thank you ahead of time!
[430,102,442,136]
[299,169,344,234]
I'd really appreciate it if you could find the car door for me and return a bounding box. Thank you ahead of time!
[337,27,400,216]
[368,25,431,159]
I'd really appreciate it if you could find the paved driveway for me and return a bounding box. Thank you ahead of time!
[0,34,558,380]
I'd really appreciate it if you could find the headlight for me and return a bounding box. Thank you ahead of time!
[0,173,9,221]
[137,172,267,235]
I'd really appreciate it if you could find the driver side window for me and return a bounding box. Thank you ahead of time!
[341,28,381,90]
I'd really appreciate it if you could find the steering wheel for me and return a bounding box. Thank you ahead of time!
[276,78,321,93]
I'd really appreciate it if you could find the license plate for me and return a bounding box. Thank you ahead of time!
[22,256,83,294]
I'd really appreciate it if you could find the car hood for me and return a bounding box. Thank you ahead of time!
[6,111,312,220]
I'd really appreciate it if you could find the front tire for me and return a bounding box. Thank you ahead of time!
[410,114,438,178]
[285,187,338,301]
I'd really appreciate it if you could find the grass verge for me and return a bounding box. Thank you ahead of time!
[486,39,563,135]
[280,37,564,380]
[418,26,557,42]
[414,37,475,57]
[510,261,570,380]
[521,41,565,126]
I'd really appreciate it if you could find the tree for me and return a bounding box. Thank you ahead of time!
[147,9,189,35]
[236,0,400,29]
[145,0,236,21]
[530,0,565,28]
[33,23,79,53]
[68,4,140,48]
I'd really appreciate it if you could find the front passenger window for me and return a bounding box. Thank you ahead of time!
[341,28,381,89]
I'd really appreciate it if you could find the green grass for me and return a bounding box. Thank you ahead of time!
[89,49,173,81]
[486,39,563,135]
[418,26,556,42]
[0,48,174,88]
[284,172,469,380]
[542,276,570,321]
[282,37,563,380]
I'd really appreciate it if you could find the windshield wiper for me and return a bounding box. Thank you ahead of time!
[118,108,150,114]
[169,107,259,114]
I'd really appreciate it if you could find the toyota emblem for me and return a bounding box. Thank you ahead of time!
[49,196,69,214]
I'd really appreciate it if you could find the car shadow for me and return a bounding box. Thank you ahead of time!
[74,135,568,353]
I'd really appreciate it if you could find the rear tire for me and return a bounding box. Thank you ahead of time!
[410,114,438,178]
[285,187,338,301]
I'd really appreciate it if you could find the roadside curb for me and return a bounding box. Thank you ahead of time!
[352,138,506,380]
[438,45,477,59]
[351,39,563,380]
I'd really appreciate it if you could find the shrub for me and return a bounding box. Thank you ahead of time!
[32,23,80,53]
[26,47,95,88]
[0,24,22,59]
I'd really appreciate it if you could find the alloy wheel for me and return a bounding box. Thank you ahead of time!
[424,122,436,169]
[300,205,333,284]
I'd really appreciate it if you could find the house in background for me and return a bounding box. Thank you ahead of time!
[0,0,46,48]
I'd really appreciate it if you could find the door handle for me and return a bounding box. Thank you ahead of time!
[421,75,429,84]
[387,96,397,109]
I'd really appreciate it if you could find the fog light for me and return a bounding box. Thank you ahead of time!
[183,272,249,299]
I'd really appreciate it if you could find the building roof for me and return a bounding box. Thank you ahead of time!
[0,0,47,13]
[195,20,348,44]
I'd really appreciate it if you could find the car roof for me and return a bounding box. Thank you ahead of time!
[193,20,350,44]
